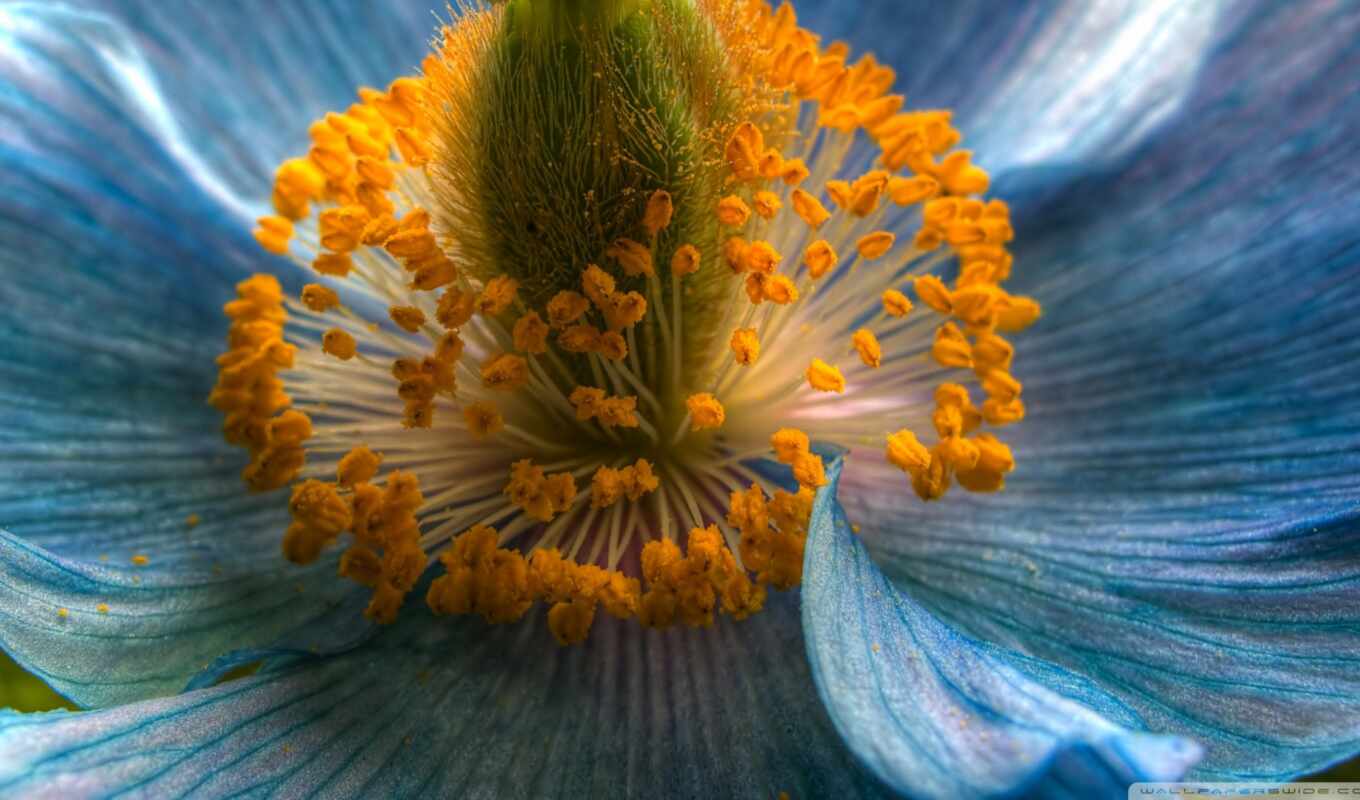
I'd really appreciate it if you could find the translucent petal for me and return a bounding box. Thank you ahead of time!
[0,591,886,799]
[805,459,1201,798]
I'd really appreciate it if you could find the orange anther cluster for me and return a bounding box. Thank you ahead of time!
[590,460,660,508]
[210,275,308,492]
[505,460,578,522]
[569,387,640,429]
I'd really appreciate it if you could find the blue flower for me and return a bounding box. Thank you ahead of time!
[1,1,1357,798]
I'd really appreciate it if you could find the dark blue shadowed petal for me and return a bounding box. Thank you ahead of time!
[839,0,1360,781]
[0,588,887,799]
[804,459,1200,799]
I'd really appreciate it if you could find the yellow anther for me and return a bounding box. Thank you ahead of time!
[512,311,550,354]
[319,205,371,254]
[806,359,846,393]
[753,190,782,220]
[339,545,383,588]
[780,158,810,185]
[716,195,752,227]
[597,395,639,427]
[743,240,781,274]
[601,291,647,331]
[724,121,765,181]
[301,284,339,313]
[722,237,749,273]
[463,402,504,438]
[253,216,293,255]
[981,369,1022,402]
[322,328,357,360]
[791,188,831,229]
[936,150,990,196]
[476,275,519,316]
[951,284,998,328]
[546,290,591,328]
[337,446,382,488]
[792,451,827,489]
[558,323,602,354]
[409,256,459,292]
[758,149,785,179]
[671,243,701,277]
[824,180,852,209]
[590,466,628,509]
[624,459,660,500]
[886,429,930,475]
[851,328,882,368]
[548,599,597,646]
[856,231,895,261]
[435,331,464,363]
[687,393,726,431]
[972,333,1014,372]
[913,275,953,314]
[388,305,426,333]
[394,127,432,166]
[803,240,838,280]
[881,289,913,317]
[289,479,352,537]
[569,386,606,420]
[596,331,627,361]
[771,428,810,463]
[384,228,437,260]
[271,158,326,220]
[505,460,576,523]
[911,448,950,502]
[312,252,353,278]
[436,287,476,329]
[996,295,1042,332]
[643,189,674,237]
[729,327,760,365]
[480,352,529,391]
[847,171,889,216]
[581,265,617,309]
[761,274,799,305]
[887,174,940,205]
[606,238,654,277]
[931,322,973,368]
[982,397,1025,426]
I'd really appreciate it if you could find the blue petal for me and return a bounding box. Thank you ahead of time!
[0,530,374,711]
[797,0,1225,174]
[805,459,1200,799]
[0,589,887,799]
[839,1,1360,780]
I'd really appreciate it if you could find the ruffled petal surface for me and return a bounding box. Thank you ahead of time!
[839,0,1360,780]
[0,588,885,800]
[805,459,1201,799]
[0,3,434,706]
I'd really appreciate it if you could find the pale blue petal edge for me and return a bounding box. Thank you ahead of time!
[0,583,888,799]
[804,459,1201,799]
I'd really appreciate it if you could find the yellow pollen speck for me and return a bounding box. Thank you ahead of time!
[686,393,726,431]
[57,608,69,619]
[97,603,109,615]
[185,513,201,529]
[131,554,149,566]
[805,359,845,393]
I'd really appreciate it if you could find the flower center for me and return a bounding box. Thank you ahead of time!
[211,0,1040,645]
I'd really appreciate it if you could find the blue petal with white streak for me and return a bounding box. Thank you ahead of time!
[840,0,1360,781]
[0,587,887,799]
[804,458,1201,799]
